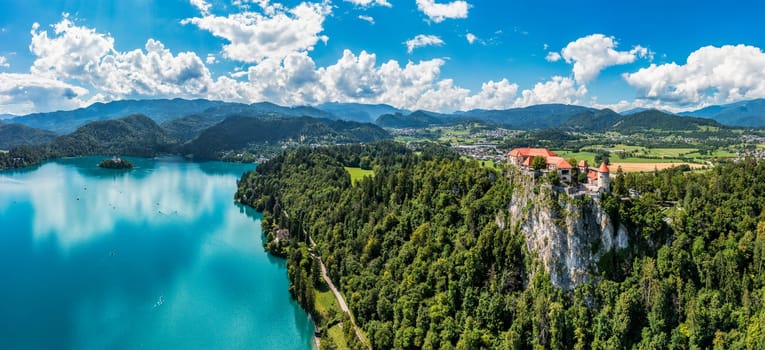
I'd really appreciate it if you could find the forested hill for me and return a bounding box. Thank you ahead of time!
[0,123,58,150]
[52,114,173,157]
[181,116,390,159]
[237,143,765,349]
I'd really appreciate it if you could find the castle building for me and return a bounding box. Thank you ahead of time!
[508,147,610,193]
[507,148,573,182]
[597,162,610,193]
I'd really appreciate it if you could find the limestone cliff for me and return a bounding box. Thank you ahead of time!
[500,168,629,290]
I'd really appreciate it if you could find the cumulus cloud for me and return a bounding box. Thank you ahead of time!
[189,0,211,15]
[207,49,527,112]
[0,56,8,68]
[416,0,470,23]
[358,15,375,24]
[545,51,561,62]
[515,76,587,107]
[182,1,331,63]
[464,79,519,110]
[37,23,208,96]
[343,0,391,8]
[3,13,610,116]
[405,34,444,54]
[0,73,90,115]
[25,16,213,103]
[624,44,765,106]
[560,34,649,84]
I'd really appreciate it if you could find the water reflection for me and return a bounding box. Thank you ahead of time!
[0,157,313,350]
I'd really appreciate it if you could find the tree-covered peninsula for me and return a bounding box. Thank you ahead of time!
[237,142,765,349]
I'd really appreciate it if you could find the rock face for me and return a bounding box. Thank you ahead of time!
[503,169,628,290]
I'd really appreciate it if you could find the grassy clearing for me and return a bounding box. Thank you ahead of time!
[315,289,340,318]
[314,287,351,349]
[553,150,597,163]
[327,324,350,350]
[344,167,374,185]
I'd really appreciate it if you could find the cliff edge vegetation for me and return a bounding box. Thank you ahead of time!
[237,142,765,349]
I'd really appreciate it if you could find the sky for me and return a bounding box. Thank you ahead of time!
[1,0,765,115]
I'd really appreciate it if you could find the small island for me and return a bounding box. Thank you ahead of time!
[98,156,134,169]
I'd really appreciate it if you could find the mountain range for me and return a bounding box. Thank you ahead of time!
[2,98,763,138]
[679,99,765,127]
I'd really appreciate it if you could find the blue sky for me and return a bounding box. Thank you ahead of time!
[1,0,764,115]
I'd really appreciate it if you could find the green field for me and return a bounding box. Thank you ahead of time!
[327,325,350,350]
[314,288,350,349]
[556,144,736,165]
[553,150,598,163]
[314,289,340,317]
[344,167,375,185]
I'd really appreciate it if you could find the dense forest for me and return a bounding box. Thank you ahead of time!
[237,142,765,349]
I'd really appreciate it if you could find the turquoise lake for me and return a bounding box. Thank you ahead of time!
[0,157,314,349]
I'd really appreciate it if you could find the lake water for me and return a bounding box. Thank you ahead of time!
[0,157,314,350]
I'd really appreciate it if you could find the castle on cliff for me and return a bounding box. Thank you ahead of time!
[507,148,610,194]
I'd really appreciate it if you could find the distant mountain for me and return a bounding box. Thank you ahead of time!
[679,99,765,127]
[620,108,673,116]
[249,102,338,119]
[182,116,390,159]
[316,102,406,122]
[0,123,58,150]
[10,99,227,134]
[458,104,595,129]
[563,109,623,131]
[613,110,724,133]
[375,110,451,128]
[52,114,173,157]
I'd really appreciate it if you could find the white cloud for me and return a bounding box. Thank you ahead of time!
[545,51,561,62]
[515,76,587,107]
[560,34,648,84]
[4,14,617,116]
[358,15,375,24]
[624,44,765,107]
[0,73,90,115]
[466,33,477,45]
[206,49,526,113]
[405,34,444,54]
[0,56,8,68]
[182,1,331,63]
[189,0,212,15]
[27,16,213,103]
[343,0,392,8]
[416,0,470,23]
[206,53,217,64]
[464,79,519,110]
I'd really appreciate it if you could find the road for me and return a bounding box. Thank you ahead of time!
[309,236,370,349]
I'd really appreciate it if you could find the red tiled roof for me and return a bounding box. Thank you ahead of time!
[508,148,557,157]
[587,170,598,181]
[522,157,531,167]
[598,162,610,173]
[547,156,572,169]
[577,160,589,168]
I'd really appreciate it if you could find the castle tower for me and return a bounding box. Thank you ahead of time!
[598,162,610,193]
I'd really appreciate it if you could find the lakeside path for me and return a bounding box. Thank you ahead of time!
[309,236,371,349]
